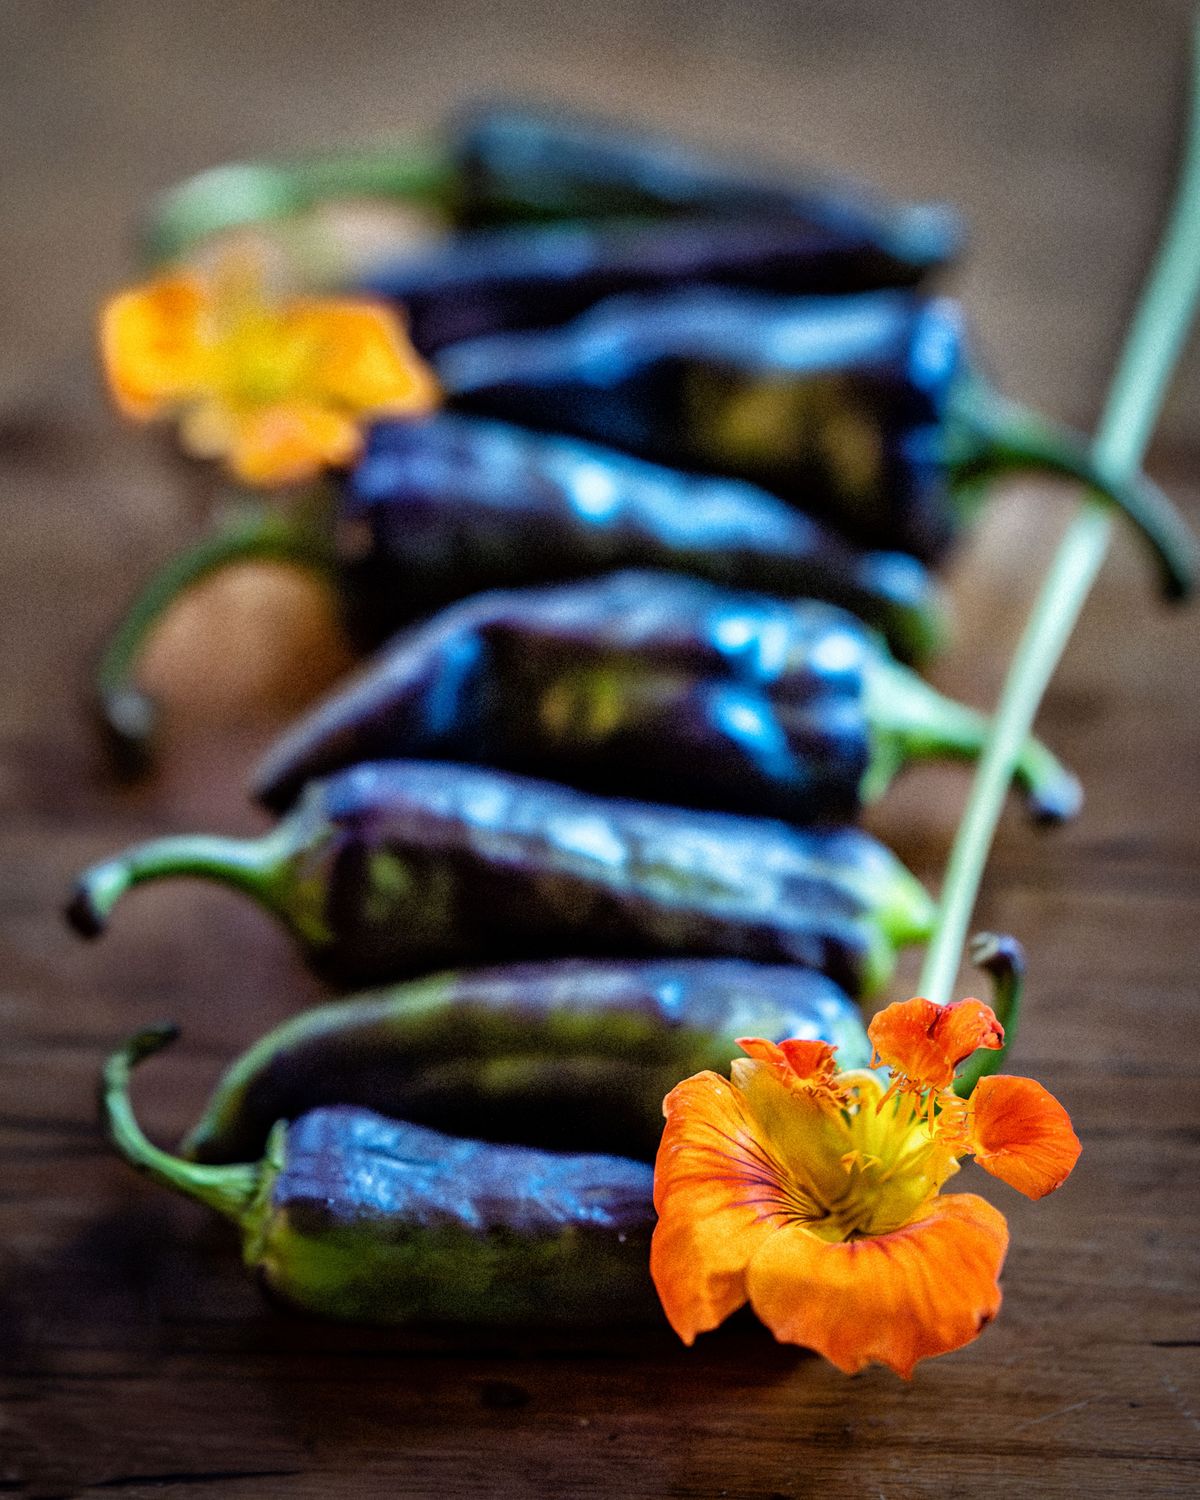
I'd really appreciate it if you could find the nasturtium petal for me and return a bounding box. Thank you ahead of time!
[744,1192,1009,1378]
[297,300,440,413]
[651,1071,798,1344]
[178,398,239,462]
[101,276,208,419]
[869,995,1002,1091]
[736,1036,841,1093]
[730,1057,854,1212]
[967,1075,1081,1200]
[935,998,1004,1067]
[228,400,362,486]
[868,996,951,1085]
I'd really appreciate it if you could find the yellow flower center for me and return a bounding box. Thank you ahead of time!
[214,308,309,408]
[831,1079,960,1239]
[735,1063,960,1244]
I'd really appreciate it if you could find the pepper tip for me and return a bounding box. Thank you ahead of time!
[122,1021,183,1068]
[968,931,1025,981]
[1025,766,1084,827]
[94,686,159,781]
[65,881,108,940]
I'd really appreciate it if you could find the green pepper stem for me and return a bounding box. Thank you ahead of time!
[100,1025,260,1222]
[863,657,1082,823]
[67,828,295,939]
[953,933,1025,1098]
[95,499,337,778]
[142,143,458,264]
[948,378,1196,601]
[919,18,1200,1008]
[854,555,952,665]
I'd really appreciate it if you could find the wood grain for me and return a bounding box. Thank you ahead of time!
[1,2,1198,1495]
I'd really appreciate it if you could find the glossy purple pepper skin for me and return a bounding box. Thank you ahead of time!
[100,1029,660,1329]
[360,214,955,355]
[251,569,1081,826]
[67,761,935,997]
[257,1107,659,1326]
[252,571,872,820]
[341,413,943,663]
[288,763,934,994]
[450,101,963,273]
[436,283,1195,589]
[437,288,964,561]
[180,955,870,1165]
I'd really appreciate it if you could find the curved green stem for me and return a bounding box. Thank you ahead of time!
[67,828,297,939]
[95,500,336,777]
[949,380,1196,600]
[100,1025,260,1222]
[143,143,459,265]
[954,932,1025,1097]
[863,658,1082,823]
[919,20,1200,1007]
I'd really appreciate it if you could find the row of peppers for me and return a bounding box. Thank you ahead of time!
[76,102,1174,1375]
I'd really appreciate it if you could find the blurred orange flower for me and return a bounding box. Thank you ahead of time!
[651,997,1079,1377]
[100,257,438,486]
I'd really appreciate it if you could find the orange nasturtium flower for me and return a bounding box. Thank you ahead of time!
[651,998,1080,1378]
[100,258,438,486]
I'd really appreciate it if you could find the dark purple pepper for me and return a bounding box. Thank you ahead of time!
[94,413,948,777]
[451,101,963,275]
[143,99,962,278]
[68,761,935,998]
[250,570,1079,825]
[179,955,871,1165]
[102,1027,658,1327]
[360,215,955,355]
[342,413,945,661]
[437,287,1194,583]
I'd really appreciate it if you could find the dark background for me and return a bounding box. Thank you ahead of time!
[1,3,1197,1496]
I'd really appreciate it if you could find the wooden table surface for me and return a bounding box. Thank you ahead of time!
[2,3,1198,1495]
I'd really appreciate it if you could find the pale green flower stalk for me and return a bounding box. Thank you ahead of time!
[920,22,1200,1007]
